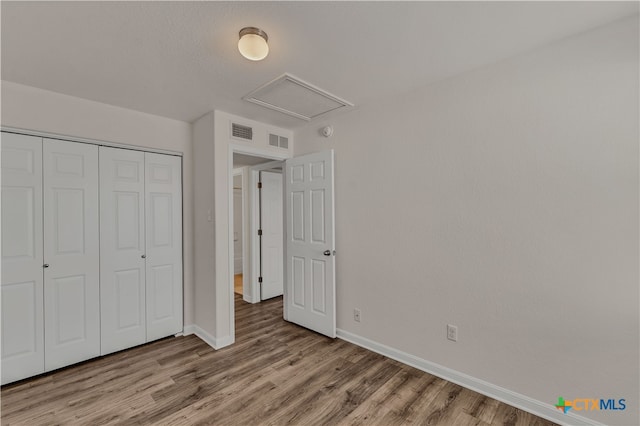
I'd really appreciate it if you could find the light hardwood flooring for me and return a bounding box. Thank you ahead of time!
[1,295,557,425]
[234,273,243,295]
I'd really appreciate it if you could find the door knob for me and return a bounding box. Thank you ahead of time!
[141,255,146,259]
[43,264,49,268]
[323,250,331,256]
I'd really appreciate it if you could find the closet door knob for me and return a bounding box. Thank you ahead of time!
[43,264,49,268]
[141,255,146,259]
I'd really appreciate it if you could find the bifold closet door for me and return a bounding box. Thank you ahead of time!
[100,147,146,355]
[145,152,183,341]
[43,139,100,371]
[1,133,45,385]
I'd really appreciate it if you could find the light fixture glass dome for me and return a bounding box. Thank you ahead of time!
[238,27,269,61]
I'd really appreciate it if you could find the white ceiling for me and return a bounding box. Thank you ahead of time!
[2,2,637,129]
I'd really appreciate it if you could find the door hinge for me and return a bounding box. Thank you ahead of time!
[258,229,262,236]
[257,182,262,189]
[258,276,263,283]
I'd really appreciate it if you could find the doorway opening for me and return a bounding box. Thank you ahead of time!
[232,152,285,306]
[227,145,336,343]
[256,168,284,300]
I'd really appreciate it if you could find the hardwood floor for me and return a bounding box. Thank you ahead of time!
[234,273,243,295]
[1,295,557,425]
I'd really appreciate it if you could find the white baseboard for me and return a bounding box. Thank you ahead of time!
[336,329,603,426]
[243,294,259,304]
[183,324,235,350]
[216,335,235,348]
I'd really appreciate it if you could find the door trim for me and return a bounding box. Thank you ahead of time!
[232,168,246,301]
[252,166,284,302]
[249,161,284,303]
[1,126,183,157]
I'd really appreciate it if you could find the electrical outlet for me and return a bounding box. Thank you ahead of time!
[354,308,361,323]
[447,324,458,342]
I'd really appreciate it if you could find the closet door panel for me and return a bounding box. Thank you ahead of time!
[43,139,100,371]
[145,153,183,341]
[1,133,45,384]
[99,147,146,355]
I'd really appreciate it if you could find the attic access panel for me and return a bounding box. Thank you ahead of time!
[243,73,353,121]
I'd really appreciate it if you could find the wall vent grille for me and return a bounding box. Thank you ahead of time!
[269,133,289,149]
[231,123,253,141]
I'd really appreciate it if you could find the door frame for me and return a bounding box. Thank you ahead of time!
[0,126,182,157]
[232,167,247,300]
[227,144,289,336]
[249,162,284,303]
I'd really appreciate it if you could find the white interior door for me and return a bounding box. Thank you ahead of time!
[260,170,283,300]
[99,147,146,355]
[145,152,183,341]
[284,150,336,338]
[1,133,45,384]
[43,138,100,371]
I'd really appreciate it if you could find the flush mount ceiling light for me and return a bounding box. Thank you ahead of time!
[238,27,269,61]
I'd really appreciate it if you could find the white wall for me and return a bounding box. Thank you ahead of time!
[192,112,216,341]
[0,81,196,327]
[294,16,639,426]
[213,111,293,344]
[192,110,292,346]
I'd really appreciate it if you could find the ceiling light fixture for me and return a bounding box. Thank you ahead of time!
[238,27,269,61]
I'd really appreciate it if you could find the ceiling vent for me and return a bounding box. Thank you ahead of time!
[243,73,353,121]
[269,133,289,149]
[231,122,253,141]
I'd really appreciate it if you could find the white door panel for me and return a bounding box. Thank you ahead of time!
[2,135,184,382]
[43,139,100,371]
[285,150,335,338]
[1,133,45,384]
[145,153,183,341]
[260,171,283,300]
[100,147,146,355]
